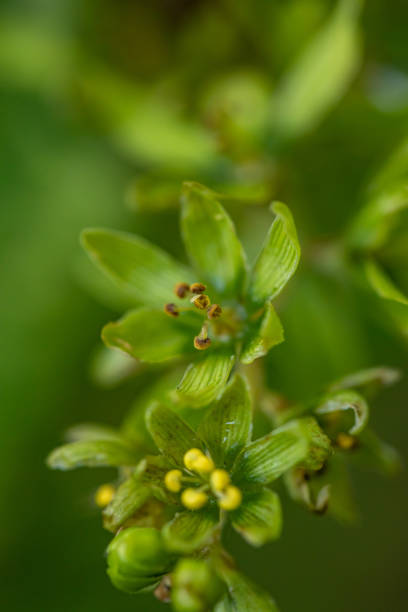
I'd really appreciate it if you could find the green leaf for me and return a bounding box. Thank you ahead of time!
[89,345,139,389]
[162,507,219,554]
[65,423,126,443]
[198,374,252,468]
[46,440,139,470]
[81,228,194,308]
[136,455,178,504]
[240,301,284,364]
[329,366,401,394]
[249,202,300,304]
[231,488,282,546]
[272,0,362,141]
[177,351,236,408]
[217,567,279,612]
[315,389,369,435]
[102,309,197,363]
[145,403,204,466]
[103,477,151,532]
[364,258,408,306]
[181,182,248,296]
[232,417,331,485]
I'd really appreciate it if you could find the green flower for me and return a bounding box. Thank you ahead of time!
[81,182,300,407]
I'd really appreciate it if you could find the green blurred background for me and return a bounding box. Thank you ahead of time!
[1,1,408,610]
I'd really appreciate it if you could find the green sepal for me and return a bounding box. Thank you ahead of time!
[231,488,282,547]
[102,308,197,363]
[364,258,408,306]
[329,366,401,395]
[172,558,224,612]
[315,389,369,436]
[216,566,279,612]
[103,477,151,532]
[81,228,194,308]
[177,351,236,408]
[136,455,180,504]
[146,403,204,466]
[198,374,252,469]
[46,439,140,470]
[181,182,248,297]
[232,417,331,485]
[162,506,219,554]
[248,202,300,304]
[240,301,284,364]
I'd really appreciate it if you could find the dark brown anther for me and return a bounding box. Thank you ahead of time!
[207,304,222,319]
[194,336,212,350]
[164,303,179,317]
[190,282,206,294]
[191,294,210,310]
[174,282,190,299]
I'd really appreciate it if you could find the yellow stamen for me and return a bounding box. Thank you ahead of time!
[184,448,204,471]
[174,282,190,299]
[191,294,211,310]
[190,282,206,294]
[181,488,208,510]
[164,469,183,493]
[218,485,242,511]
[337,433,356,450]
[95,484,115,508]
[192,455,215,473]
[207,304,222,319]
[164,303,179,317]
[210,469,230,493]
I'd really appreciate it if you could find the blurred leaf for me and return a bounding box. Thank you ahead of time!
[46,440,139,470]
[198,374,252,468]
[177,351,236,407]
[231,488,282,546]
[272,0,362,141]
[146,402,204,465]
[162,507,219,553]
[217,566,279,612]
[102,309,197,363]
[232,418,331,485]
[241,301,284,364]
[364,258,408,306]
[103,478,151,532]
[181,182,248,296]
[315,389,369,435]
[329,366,401,393]
[89,345,140,388]
[65,423,125,443]
[81,228,194,308]
[249,202,300,304]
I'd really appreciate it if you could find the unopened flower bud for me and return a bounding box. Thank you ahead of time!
[164,303,179,317]
[207,304,222,319]
[191,294,210,310]
[174,282,191,299]
[172,558,224,612]
[190,282,206,294]
[181,488,208,511]
[107,527,174,593]
[218,485,242,511]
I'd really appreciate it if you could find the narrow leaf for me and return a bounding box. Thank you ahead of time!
[81,228,194,308]
[102,308,197,363]
[198,374,252,468]
[315,389,369,435]
[46,440,139,470]
[65,423,125,444]
[249,202,300,304]
[177,351,236,408]
[240,301,284,364]
[103,477,151,532]
[364,258,408,306]
[162,507,219,553]
[181,182,248,296]
[232,418,331,485]
[329,366,401,394]
[145,403,204,466]
[231,488,282,547]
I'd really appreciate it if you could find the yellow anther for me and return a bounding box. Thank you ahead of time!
[181,488,208,510]
[218,485,242,511]
[190,282,206,294]
[210,469,230,493]
[337,433,356,450]
[194,336,211,350]
[164,469,183,493]
[184,448,204,470]
[95,484,115,508]
[174,282,190,299]
[192,455,215,473]
[207,304,222,319]
[191,294,211,310]
[164,303,179,317]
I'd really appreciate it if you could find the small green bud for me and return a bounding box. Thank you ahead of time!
[107,527,174,593]
[172,558,224,612]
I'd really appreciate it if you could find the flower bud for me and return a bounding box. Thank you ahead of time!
[107,527,174,593]
[172,558,224,612]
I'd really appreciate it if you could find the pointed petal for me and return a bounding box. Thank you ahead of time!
[177,350,236,408]
[231,488,282,546]
[162,507,219,553]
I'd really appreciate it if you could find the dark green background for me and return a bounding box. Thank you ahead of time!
[1,1,407,610]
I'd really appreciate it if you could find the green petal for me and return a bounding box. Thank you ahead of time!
[145,403,204,465]
[248,203,300,304]
[102,308,197,363]
[198,374,252,468]
[177,351,236,408]
[181,182,248,296]
[162,507,219,554]
[231,488,282,547]
[232,417,331,485]
[90,345,139,389]
[364,258,408,306]
[217,566,279,612]
[81,228,194,308]
[103,478,151,532]
[46,439,139,470]
[136,455,178,504]
[272,0,361,141]
[240,301,284,364]
[315,389,369,435]
[329,366,401,394]
[65,423,126,443]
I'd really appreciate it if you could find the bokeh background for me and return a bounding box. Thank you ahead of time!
[1,1,408,610]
